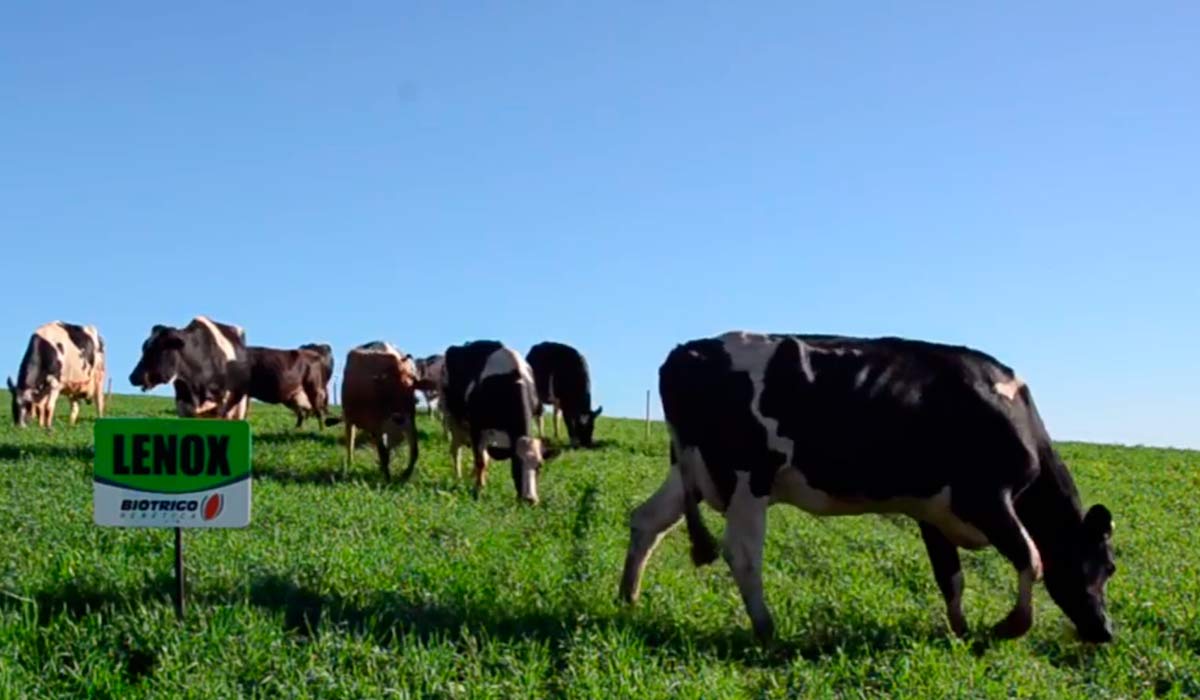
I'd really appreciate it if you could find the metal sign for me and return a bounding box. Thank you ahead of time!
[93,418,252,528]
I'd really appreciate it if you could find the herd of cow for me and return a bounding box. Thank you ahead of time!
[8,317,601,503]
[5,317,1119,646]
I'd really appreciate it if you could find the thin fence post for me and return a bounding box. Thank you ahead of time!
[645,389,651,439]
[106,378,113,400]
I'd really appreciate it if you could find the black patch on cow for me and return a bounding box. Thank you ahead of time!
[442,341,504,421]
[658,339,783,506]
[16,336,63,393]
[57,322,97,369]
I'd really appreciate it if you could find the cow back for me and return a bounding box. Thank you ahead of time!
[441,341,504,420]
[341,343,417,431]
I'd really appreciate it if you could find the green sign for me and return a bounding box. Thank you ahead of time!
[94,418,252,528]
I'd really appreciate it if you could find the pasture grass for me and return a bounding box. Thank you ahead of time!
[0,392,1197,698]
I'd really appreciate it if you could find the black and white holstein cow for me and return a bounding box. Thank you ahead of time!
[620,332,1117,645]
[414,354,445,417]
[129,316,251,420]
[526,341,602,447]
[440,340,544,504]
[8,321,107,428]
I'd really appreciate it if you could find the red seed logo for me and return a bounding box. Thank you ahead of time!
[201,494,224,521]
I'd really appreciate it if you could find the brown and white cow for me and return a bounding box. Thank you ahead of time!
[300,342,335,424]
[129,316,250,420]
[338,341,420,481]
[8,321,107,428]
[245,345,331,428]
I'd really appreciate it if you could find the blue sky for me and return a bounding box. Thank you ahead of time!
[3,2,1197,448]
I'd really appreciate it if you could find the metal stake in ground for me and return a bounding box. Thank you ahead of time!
[174,526,185,620]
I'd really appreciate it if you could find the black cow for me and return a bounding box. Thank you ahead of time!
[526,341,602,447]
[440,340,544,503]
[129,316,251,420]
[245,345,330,428]
[8,321,107,428]
[620,331,1117,645]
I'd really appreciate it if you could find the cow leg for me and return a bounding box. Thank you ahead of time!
[722,477,774,644]
[472,444,490,499]
[962,491,1042,639]
[399,419,418,483]
[45,388,61,428]
[376,433,391,480]
[345,423,357,475]
[619,463,686,603]
[69,400,81,426]
[919,521,968,637]
[553,404,560,439]
[96,380,106,418]
[448,427,465,480]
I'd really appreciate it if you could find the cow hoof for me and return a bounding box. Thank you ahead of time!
[690,535,720,567]
[949,616,969,639]
[990,607,1033,640]
[753,618,776,647]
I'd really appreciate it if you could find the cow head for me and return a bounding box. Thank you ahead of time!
[7,377,28,427]
[129,325,185,391]
[570,406,603,448]
[1044,503,1117,643]
[511,436,543,504]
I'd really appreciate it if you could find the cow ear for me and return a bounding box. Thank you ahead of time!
[1084,504,1113,541]
[593,405,603,418]
[6,376,14,392]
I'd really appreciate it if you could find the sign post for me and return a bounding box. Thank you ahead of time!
[93,418,252,620]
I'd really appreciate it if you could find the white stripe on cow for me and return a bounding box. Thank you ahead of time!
[194,316,237,361]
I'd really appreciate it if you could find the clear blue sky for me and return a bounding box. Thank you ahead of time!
[3,2,1197,448]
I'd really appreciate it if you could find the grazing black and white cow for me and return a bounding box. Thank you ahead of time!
[245,345,331,428]
[620,331,1117,645]
[526,341,602,447]
[129,316,251,420]
[440,340,544,504]
[8,321,107,428]
[414,354,445,417]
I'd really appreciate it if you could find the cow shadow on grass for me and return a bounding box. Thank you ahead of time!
[252,430,342,448]
[0,443,94,462]
[0,573,176,627]
[1,575,173,681]
[228,574,941,668]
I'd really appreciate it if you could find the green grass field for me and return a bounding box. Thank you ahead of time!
[1,393,1197,698]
